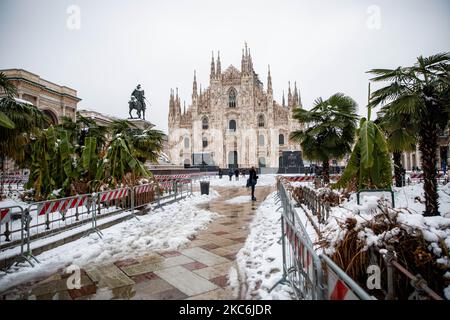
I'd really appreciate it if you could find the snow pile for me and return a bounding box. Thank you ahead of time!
[224,195,251,205]
[0,190,220,293]
[233,192,293,300]
[317,183,450,299]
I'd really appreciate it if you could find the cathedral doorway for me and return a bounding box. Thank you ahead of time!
[258,157,266,168]
[228,151,238,168]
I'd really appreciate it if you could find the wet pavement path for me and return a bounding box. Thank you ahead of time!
[0,185,274,300]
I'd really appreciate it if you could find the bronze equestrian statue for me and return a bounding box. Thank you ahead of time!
[128,84,147,120]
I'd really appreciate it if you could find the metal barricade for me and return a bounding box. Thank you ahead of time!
[133,184,156,209]
[26,194,93,239]
[0,205,38,268]
[0,205,25,247]
[271,182,324,299]
[272,180,374,300]
[92,187,135,236]
[320,254,373,300]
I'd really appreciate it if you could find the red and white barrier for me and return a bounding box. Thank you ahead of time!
[135,185,153,194]
[0,208,11,225]
[37,195,89,216]
[286,176,315,182]
[285,220,314,278]
[99,189,128,202]
[285,175,342,183]
[1,179,26,184]
[327,269,359,300]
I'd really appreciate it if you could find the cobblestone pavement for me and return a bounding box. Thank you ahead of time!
[0,185,274,300]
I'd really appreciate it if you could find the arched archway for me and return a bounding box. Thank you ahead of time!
[279,133,285,145]
[42,109,58,127]
[257,114,265,127]
[258,157,266,168]
[229,119,236,132]
[228,151,238,168]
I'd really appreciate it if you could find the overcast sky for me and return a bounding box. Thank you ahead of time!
[1,0,449,133]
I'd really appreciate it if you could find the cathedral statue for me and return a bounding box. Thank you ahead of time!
[128,84,147,120]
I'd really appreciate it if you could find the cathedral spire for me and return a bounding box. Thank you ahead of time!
[210,51,215,80]
[293,81,299,106]
[282,90,286,108]
[248,48,253,73]
[288,81,293,107]
[169,88,175,118]
[192,70,197,97]
[298,88,302,107]
[176,87,181,114]
[267,65,272,95]
[216,51,221,78]
[241,48,246,74]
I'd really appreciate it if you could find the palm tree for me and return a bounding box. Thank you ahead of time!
[0,97,47,164]
[290,93,358,183]
[107,119,164,163]
[368,53,450,216]
[376,108,417,187]
[0,72,17,129]
[334,107,392,191]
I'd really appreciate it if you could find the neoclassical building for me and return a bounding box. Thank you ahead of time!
[0,69,81,124]
[168,44,304,169]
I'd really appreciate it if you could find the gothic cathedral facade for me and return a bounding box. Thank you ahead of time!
[168,44,303,169]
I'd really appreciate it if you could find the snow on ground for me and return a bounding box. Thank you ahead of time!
[224,195,251,205]
[0,190,220,293]
[316,183,450,299]
[394,182,450,215]
[321,183,450,255]
[208,174,277,188]
[232,191,293,300]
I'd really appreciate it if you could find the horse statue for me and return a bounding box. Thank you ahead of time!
[128,84,147,120]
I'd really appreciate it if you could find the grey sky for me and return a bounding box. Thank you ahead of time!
[1,0,449,133]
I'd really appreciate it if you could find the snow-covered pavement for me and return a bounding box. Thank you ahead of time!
[0,190,220,293]
[232,191,293,300]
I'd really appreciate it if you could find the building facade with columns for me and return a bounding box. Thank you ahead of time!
[401,123,450,172]
[0,69,81,124]
[168,45,304,169]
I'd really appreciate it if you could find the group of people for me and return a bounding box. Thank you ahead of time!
[218,167,259,201]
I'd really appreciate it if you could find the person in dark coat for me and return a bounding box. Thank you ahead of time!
[228,169,233,181]
[247,166,258,201]
[234,168,239,181]
[218,168,223,179]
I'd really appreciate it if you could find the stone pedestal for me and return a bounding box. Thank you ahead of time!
[127,118,155,130]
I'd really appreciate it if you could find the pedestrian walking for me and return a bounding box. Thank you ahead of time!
[218,168,223,179]
[234,168,239,181]
[247,166,258,201]
[228,169,233,181]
